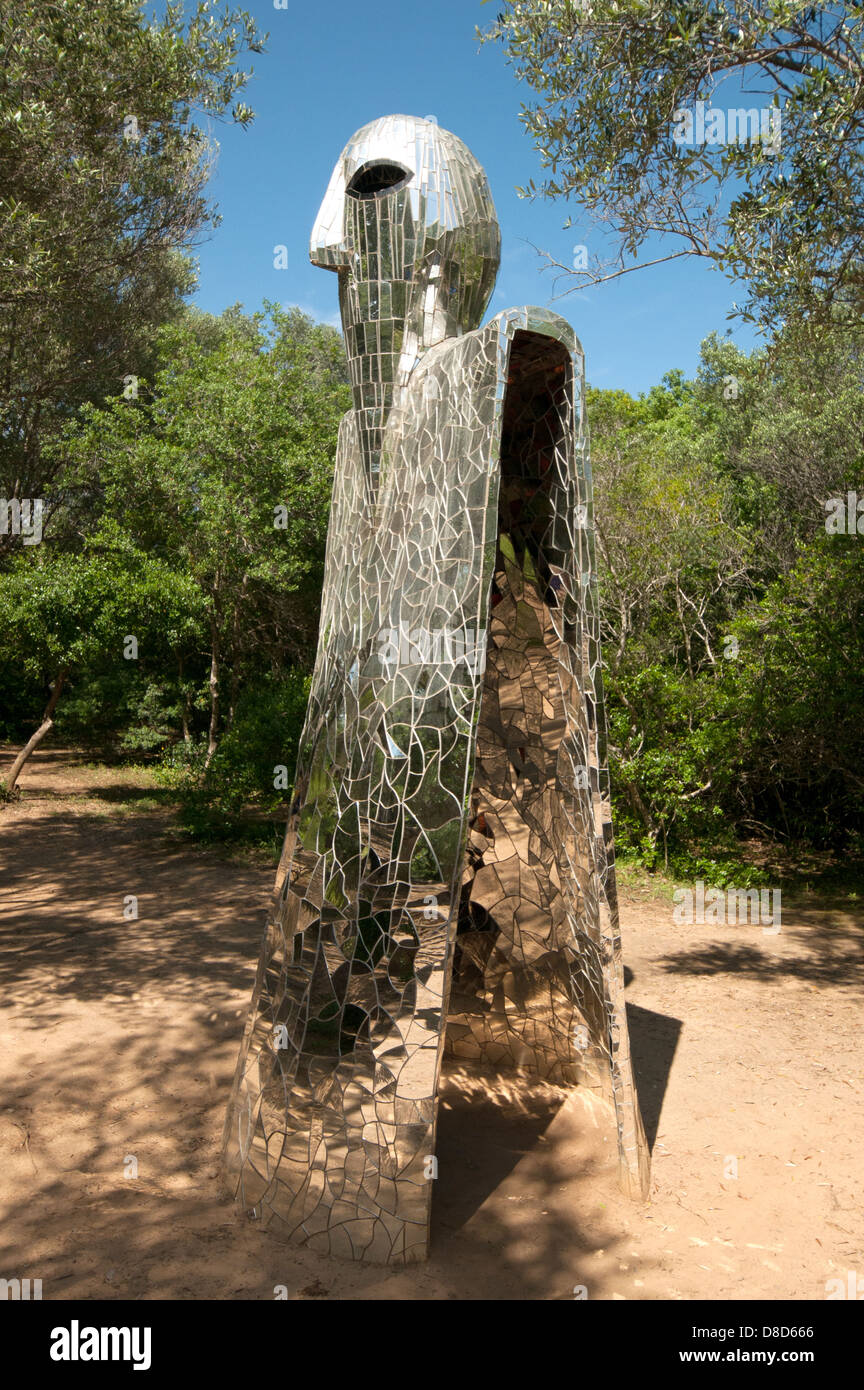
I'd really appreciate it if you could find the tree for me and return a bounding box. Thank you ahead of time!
[0,546,199,793]
[0,0,265,521]
[481,1,864,328]
[581,314,864,871]
[587,372,754,863]
[719,537,864,846]
[687,319,864,585]
[57,304,350,768]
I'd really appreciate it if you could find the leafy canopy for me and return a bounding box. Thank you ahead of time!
[0,0,266,505]
[481,1,864,328]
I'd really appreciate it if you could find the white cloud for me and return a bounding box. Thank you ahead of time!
[284,301,342,330]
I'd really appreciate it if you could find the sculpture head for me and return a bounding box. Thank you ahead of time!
[311,114,501,481]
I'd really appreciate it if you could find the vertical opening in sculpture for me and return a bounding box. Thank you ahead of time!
[446,330,591,1082]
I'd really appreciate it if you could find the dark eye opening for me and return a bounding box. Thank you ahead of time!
[347,162,412,199]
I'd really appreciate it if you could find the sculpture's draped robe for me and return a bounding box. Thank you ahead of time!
[222,307,649,1264]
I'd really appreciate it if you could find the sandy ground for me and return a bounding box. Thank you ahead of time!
[1,747,862,1301]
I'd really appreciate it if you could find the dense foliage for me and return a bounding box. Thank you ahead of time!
[589,321,864,875]
[2,305,861,873]
[0,303,350,832]
[1,1,860,881]
[0,0,263,515]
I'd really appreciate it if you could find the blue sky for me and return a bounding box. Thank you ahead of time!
[190,0,764,396]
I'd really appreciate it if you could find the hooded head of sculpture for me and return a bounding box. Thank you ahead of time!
[310,114,501,481]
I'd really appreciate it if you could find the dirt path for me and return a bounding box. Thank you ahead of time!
[1,748,862,1300]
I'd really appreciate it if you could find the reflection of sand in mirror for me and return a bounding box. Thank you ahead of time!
[446,331,604,1090]
[448,569,593,1085]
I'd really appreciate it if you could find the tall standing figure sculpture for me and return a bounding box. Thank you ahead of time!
[222,115,650,1264]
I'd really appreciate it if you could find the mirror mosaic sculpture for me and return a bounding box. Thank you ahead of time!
[222,115,650,1264]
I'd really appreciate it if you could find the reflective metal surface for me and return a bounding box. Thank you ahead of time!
[222,116,649,1265]
[310,114,500,484]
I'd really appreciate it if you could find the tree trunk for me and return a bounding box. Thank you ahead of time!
[178,655,192,745]
[3,670,68,794]
[182,697,192,746]
[204,622,220,769]
[625,778,661,854]
[227,665,240,732]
